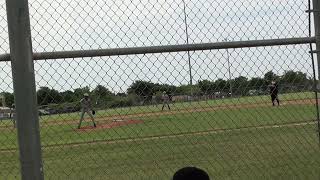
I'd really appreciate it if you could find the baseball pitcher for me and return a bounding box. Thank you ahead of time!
[77,93,96,129]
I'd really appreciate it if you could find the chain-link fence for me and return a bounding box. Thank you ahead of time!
[1,0,320,179]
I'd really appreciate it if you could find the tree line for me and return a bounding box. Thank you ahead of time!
[0,70,314,110]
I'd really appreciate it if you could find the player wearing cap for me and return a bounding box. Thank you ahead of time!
[77,93,96,129]
[268,81,280,106]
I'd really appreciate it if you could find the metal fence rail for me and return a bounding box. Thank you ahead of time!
[1,0,320,179]
[0,37,316,61]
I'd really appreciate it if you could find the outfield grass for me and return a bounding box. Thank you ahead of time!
[0,92,313,125]
[0,104,316,149]
[0,91,319,179]
[35,91,317,123]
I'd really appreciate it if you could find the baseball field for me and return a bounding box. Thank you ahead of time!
[1,92,320,179]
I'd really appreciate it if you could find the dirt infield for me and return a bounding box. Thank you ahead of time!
[40,98,316,127]
[76,119,143,132]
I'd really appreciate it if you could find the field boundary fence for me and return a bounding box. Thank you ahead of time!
[1,0,320,179]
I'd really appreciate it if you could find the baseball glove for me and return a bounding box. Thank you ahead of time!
[92,110,96,115]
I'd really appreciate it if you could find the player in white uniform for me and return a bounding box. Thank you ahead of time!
[77,93,96,129]
[161,91,171,111]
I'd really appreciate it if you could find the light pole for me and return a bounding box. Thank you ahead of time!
[225,38,233,97]
[182,0,193,100]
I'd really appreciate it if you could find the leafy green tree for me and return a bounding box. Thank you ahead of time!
[215,79,228,93]
[37,87,51,105]
[281,71,308,85]
[0,92,14,107]
[264,71,278,83]
[127,80,155,100]
[37,87,62,105]
[232,76,249,95]
[92,85,115,107]
[198,80,216,95]
[93,85,113,97]
[60,90,75,102]
[73,86,90,99]
[248,77,264,90]
[281,70,311,91]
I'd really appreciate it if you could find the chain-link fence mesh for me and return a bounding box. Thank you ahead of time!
[1,0,320,179]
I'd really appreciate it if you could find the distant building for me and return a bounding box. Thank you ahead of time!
[172,95,188,102]
[0,107,11,119]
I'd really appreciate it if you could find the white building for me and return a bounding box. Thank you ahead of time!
[0,107,11,119]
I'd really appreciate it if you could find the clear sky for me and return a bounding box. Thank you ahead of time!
[0,0,315,93]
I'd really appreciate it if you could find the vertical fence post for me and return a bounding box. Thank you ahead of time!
[312,0,320,142]
[6,0,44,179]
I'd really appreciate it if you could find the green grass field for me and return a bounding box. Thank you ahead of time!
[3,91,308,123]
[1,92,320,179]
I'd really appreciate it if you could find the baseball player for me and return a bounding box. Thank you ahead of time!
[161,91,171,111]
[269,81,280,106]
[77,93,96,129]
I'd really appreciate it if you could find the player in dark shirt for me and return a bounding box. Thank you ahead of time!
[269,81,280,106]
